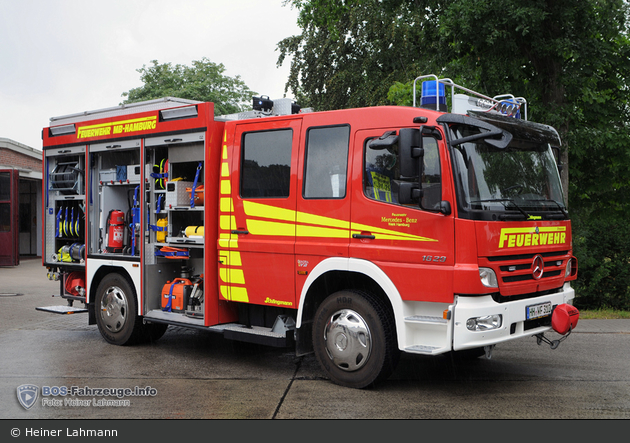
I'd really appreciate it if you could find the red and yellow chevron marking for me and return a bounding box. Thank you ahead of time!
[243,200,437,243]
[218,130,249,302]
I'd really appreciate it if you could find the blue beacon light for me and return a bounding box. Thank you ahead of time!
[420,81,447,112]
[498,99,521,118]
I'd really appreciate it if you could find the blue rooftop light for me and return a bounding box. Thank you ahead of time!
[420,81,447,111]
[498,99,521,119]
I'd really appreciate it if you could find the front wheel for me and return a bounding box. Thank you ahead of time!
[313,290,399,389]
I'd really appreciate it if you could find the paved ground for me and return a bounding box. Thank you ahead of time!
[1,258,629,422]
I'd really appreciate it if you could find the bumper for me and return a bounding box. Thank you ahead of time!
[452,283,575,351]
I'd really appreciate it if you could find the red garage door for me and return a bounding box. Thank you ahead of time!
[0,169,19,267]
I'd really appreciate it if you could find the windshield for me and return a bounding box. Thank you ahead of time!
[448,123,566,221]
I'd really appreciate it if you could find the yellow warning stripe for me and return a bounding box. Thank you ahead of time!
[218,129,249,302]
[242,201,437,242]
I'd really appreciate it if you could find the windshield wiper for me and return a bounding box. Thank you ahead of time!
[471,198,529,220]
[525,198,569,219]
[473,197,569,220]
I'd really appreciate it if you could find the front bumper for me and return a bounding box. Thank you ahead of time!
[452,283,575,351]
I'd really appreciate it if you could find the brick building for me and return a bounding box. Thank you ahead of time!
[0,138,42,265]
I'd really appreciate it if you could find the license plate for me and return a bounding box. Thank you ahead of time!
[526,302,552,320]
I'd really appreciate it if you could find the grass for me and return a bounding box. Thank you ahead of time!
[577,309,630,319]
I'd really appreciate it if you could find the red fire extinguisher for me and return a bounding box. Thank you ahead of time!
[106,209,125,253]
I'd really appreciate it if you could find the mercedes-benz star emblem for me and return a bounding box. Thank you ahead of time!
[532,255,544,280]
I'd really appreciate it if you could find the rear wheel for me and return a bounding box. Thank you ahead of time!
[313,290,399,389]
[95,273,153,345]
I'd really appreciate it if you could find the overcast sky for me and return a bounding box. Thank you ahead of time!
[0,0,302,150]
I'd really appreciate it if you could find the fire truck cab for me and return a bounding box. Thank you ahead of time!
[41,76,578,388]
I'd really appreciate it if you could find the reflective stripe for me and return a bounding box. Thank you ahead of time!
[370,171,393,202]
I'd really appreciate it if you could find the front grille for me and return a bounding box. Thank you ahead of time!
[486,251,569,285]
[487,251,569,262]
[503,270,562,283]
[490,286,563,304]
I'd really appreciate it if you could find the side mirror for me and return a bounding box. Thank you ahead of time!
[394,179,451,216]
[439,200,451,216]
[367,131,398,150]
[398,128,422,178]
[392,180,422,204]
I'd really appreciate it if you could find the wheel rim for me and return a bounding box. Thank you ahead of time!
[100,285,128,333]
[323,309,372,372]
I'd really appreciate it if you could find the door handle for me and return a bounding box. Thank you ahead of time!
[352,233,375,240]
[231,230,249,235]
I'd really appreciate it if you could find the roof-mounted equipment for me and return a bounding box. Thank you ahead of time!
[413,74,528,120]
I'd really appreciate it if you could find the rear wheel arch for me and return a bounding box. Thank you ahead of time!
[88,266,135,325]
[89,265,136,307]
[90,266,167,345]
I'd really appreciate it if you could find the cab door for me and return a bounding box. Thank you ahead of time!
[0,169,19,267]
[220,118,302,307]
[349,128,455,303]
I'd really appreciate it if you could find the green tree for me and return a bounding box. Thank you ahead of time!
[279,0,630,310]
[277,0,444,111]
[121,58,256,116]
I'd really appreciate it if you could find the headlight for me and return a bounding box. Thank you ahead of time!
[565,258,573,278]
[479,267,498,288]
[466,314,503,331]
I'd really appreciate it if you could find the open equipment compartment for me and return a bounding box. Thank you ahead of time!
[143,132,206,325]
[44,145,86,267]
[87,139,142,257]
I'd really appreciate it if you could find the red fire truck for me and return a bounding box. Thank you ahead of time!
[41,75,579,388]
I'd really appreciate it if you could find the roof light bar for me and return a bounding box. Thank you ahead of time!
[49,124,76,136]
[160,105,198,121]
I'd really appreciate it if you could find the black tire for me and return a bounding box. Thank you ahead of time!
[313,290,399,389]
[95,273,147,346]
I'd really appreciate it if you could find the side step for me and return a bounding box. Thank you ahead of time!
[145,311,296,347]
[404,345,445,355]
[404,315,447,325]
[214,315,296,348]
[222,325,292,347]
[403,313,451,355]
[36,305,88,315]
